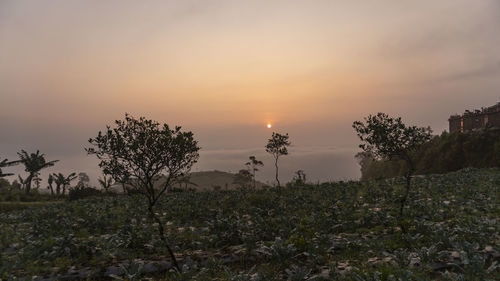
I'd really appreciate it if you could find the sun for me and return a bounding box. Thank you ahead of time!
[267,123,272,128]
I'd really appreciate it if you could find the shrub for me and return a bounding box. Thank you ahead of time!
[68,187,102,201]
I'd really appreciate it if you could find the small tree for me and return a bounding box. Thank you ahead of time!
[245,156,263,189]
[233,169,252,189]
[98,174,114,192]
[87,114,200,271]
[266,132,291,189]
[292,170,306,185]
[18,150,58,194]
[52,172,77,195]
[76,172,90,189]
[353,113,432,220]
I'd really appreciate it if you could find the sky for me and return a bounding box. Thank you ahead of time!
[1,0,499,185]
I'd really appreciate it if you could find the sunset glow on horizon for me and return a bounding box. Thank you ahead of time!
[1,0,499,183]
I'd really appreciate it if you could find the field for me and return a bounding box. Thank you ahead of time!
[1,168,499,280]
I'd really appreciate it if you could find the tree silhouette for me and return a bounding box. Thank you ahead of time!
[233,169,252,189]
[266,132,291,190]
[292,170,306,185]
[0,158,20,178]
[47,174,55,195]
[87,114,200,271]
[353,113,432,226]
[17,150,58,194]
[52,172,77,195]
[17,175,26,190]
[76,172,90,189]
[245,156,263,189]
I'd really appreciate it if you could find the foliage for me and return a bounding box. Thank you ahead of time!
[52,172,77,195]
[358,129,500,180]
[0,178,10,190]
[98,174,114,192]
[245,156,264,189]
[68,186,102,201]
[353,113,432,220]
[87,114,200,271]
[1,168,498,280]
[265,132,291,188]
[17,150,59,194]
[352,113,432,162]
[76,172,90,189]
[292,170,307,185]
[0,188,61,203]
[0,157,20,178]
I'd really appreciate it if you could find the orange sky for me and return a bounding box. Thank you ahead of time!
[1,0,499,183]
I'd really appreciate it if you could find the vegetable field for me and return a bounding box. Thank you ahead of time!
[1,168,499,280]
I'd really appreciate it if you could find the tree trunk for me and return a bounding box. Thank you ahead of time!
[275,157,280,188]
[399,174,411,217]
[252,170,256,189]
[148,206,180,271]
[121,182,128,195]
[398,155,415,234]
[25,175,33,194]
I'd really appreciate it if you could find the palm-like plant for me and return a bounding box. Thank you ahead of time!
[47,174,55,195]
[98,174,114,192]
[18,150,58,194]
[0,158,21,178]
[17,175,26,190]
[52,172,77,195]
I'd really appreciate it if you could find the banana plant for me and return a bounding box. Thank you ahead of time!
[0,157,21,178]
[18,150,58,194]
[52,172,77,195]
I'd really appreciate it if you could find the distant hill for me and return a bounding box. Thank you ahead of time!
[173,170,266,191]
[110,170,265,192]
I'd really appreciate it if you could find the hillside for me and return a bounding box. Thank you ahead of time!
[175,170,266,190]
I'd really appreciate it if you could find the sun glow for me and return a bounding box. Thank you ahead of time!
[267,123,272,128]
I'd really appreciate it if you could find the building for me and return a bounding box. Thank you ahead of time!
[449,102,500,133]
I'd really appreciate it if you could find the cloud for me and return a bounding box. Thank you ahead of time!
[435,61,500,83]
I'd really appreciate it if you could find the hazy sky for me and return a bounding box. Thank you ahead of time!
[1,0,499,185]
